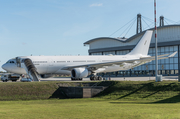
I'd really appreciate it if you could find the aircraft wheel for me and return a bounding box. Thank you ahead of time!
[90,76,99,81]
[95,76,97,80]
[91,76,94,80]
[90,76,93,81]
[90,76,92,81]
[93,76,97,80]
[98,76,102,80]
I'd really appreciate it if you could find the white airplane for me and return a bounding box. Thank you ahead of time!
[2,30,177,81]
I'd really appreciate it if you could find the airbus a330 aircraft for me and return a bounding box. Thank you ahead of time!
[2,30,177,81]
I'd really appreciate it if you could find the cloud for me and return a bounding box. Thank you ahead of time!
[90,3,103,7]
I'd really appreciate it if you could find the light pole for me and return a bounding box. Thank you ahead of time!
[154,0,158,82]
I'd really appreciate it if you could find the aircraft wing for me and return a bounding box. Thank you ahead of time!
[61,51,177,71]
[62,58,138,71]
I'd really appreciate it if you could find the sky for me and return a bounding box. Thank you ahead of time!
[0,0,180,71]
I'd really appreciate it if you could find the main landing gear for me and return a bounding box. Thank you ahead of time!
[90,76,102,81]
[71,77,83,81]
[70,76,103,81]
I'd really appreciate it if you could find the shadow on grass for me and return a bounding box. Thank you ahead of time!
[49,87,67,99]
[142,82,180,103]
[117,82,154,100]
[142,83,175,98]
[153,94,180,103]
[109,101,150,104]
[115,82,180,103]
[110,93,180,104]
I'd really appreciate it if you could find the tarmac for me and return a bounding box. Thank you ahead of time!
[1,76,179,82]
[40,76,179,82]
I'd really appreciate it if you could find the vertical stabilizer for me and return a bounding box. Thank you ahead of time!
[127,30,153,56]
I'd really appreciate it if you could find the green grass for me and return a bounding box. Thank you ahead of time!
[97,81,180,102]
[0,80,180,118]
[0,81,96,100]
[2,80,180,101]
[0,99,180,119]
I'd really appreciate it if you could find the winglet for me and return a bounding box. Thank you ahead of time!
[168,51,177,57]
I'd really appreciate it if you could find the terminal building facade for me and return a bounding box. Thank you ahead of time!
[84,25,180,77]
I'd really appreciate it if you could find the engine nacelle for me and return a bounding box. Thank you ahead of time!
[71,68,91,79]
[40,74,53,78]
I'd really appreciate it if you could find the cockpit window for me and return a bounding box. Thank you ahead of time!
[5,58,16,64]
[6,60,15,63]
[6,61,10,63]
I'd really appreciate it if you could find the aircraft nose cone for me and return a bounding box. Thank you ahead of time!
[2,64,8,71]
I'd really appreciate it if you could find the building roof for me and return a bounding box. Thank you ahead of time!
[84,25,180,45]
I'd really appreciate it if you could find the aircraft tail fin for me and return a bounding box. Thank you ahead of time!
[127,30,153,56]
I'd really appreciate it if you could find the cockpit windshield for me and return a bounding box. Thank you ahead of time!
[6,60,15,64]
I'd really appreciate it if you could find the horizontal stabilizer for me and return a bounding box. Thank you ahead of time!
[168,51,177,57]
[140,51,177,61]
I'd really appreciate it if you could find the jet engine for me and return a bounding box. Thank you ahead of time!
[71,68,91,79]
[40,74,53,78]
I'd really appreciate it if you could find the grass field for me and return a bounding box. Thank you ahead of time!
[0,80,180,119]
[0,98,180,119]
